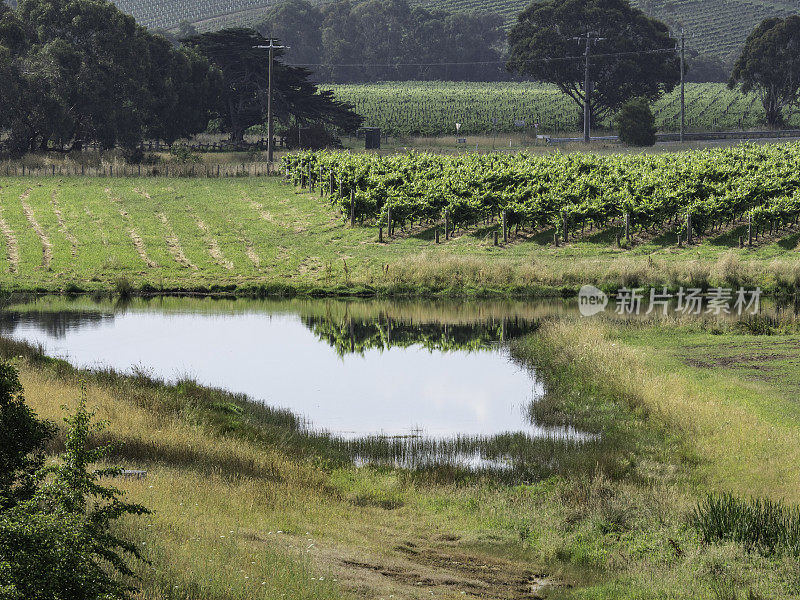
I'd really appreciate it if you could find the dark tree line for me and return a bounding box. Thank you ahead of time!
[0,0,364,154]
[255,0,508,82]
[0,0,221,154]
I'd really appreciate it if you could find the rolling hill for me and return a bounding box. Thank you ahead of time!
[3,0,798,62]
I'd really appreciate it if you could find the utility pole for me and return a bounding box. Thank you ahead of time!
[680,29,685,144]
[254,38,288,163]
[573,33,605,143]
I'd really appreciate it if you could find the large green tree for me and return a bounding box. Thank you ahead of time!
[507,0,680,124]
[729,16,800,127]
[184,28,363,144]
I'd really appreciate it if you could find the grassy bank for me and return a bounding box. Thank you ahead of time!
[7,306,800,598]
[2,175,800,297]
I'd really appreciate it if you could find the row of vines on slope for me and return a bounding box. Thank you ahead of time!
[283,144,800,244]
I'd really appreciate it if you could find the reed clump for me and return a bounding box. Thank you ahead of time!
[692,493,800,557]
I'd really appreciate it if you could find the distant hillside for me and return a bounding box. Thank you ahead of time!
[424,0,797,61]
[3,0,797,61]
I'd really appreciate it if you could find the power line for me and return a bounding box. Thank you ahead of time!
[279,46,678,69]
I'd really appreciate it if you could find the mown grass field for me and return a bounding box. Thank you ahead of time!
[2,174,800,296]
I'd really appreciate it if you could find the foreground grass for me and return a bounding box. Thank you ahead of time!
[7,306,800,598]
[2,175,800,296]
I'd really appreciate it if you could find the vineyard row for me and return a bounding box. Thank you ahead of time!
[282,144,800,247]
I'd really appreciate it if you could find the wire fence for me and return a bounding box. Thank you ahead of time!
[0,162,283,178]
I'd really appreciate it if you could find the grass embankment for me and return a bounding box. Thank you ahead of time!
[7,309,800,598]
[2,176,800,297]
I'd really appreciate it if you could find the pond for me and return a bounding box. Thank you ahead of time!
[0,297,578,444]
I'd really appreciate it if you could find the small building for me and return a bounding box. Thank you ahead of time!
[364,128,381,150]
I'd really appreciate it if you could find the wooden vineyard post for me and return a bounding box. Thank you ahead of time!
[554,233,560,247]
[562,212,568,243]
[387,203,392,237]
[502,210,508,243]
[349,190,356,226]
[748,211,753,246]
[444,209,450,240]
[494,231,499,246]
[319,166,323,197]
[435,229,440,244]
[616,231,621,247]
[378,227,383,243]
[739,236,744,249]
[330,172,335,197]
[686,212,693,244]
[624,212,630,245]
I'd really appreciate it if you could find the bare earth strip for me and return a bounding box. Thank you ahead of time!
[106,188,158,269]
[156,212,197,270]
[0,196,20,274]
[249,199,275,223]
[194,215,234,270]
[226,214,260,268]
[20,189,53,269]
[268,533,561,600]
[51,189,78,257]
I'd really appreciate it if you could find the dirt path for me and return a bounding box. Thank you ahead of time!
[156,212,197,270]
[20,189,53,269]
[194,215,233,270]
[51,189,78,257]
[106,188,158,269]
[267,531,559,600]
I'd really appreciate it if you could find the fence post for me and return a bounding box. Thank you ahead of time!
[624,212,630,244]
[686,212,693,244]
[502,210,508,243]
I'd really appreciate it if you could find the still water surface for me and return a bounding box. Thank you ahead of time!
[0,297,571,440]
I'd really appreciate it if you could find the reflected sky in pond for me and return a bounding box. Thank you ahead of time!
[0,298,551,438]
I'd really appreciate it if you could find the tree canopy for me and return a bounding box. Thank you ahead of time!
[0,0,221,154]
[729,16,800,127]
[256,0,507,82]
[184,28,363,143]
[507,0,680,122]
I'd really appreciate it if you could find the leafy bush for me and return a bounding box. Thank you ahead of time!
[168,146,201,163]
[616,98,656,146]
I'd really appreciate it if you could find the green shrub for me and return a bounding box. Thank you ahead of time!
[0,375,149,599]
[616,98,657,146]
[0,363,54,509]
